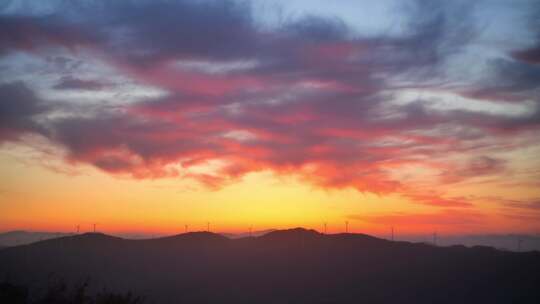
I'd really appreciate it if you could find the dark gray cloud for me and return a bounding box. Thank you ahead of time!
[98,0,258,65]
[0,14,101,55]
[513,46,540,65]
[0,82,48,139]
[472,58,540,100]
[512,6,540,65]
[371,0,476,76]
[53,76,108,90]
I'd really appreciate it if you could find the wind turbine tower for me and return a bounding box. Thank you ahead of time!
[345,221,349,233]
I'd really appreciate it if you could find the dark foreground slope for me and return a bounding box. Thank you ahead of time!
[0,228,539,304]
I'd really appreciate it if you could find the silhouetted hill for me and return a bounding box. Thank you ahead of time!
[1,228,539,304]
[261,227,320,239]
[221,229,276,239]
[146,231,229,243]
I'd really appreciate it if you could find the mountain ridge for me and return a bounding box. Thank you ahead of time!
[1,227,539,303]
[4,228,540,254]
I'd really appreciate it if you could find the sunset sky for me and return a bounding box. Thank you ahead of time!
[1,0,539,237]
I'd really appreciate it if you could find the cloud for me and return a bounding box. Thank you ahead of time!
[0,82,48,140]
[0,0,538,196]
[511,7,540,65]
[496,198,540,211]
[53,76,108,91]
[462,156,506,176]
[463,6,540,103]
[349,209,484,226]
[502,213,540,222]
[0,13,100,55]
[513,46,540,65]
[439,156,508,184]
[405,194,473,208]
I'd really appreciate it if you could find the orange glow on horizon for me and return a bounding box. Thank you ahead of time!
[2,145,539,237]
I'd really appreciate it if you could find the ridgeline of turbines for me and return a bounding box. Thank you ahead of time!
[70,222,433,245]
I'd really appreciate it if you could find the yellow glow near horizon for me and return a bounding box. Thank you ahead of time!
[1,143,539,237]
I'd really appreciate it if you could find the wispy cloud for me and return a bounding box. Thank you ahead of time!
[348,209,484,226]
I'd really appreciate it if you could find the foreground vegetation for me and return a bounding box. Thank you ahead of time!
[0,280,144,304]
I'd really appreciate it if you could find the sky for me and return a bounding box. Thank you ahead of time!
[1,0,539,237]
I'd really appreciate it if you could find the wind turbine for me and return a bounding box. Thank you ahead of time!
[345,221,349,233]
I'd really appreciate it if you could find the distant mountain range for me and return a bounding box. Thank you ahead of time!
[402,233,540,252]
[0,230,74,247]
[0,230,277,248]
[1,228,539,303]
[2,229,539,251]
